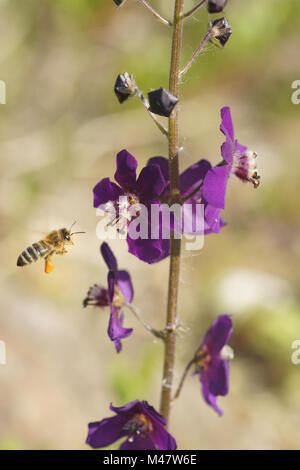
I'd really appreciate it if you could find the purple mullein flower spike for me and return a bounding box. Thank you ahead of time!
[86,400,177,450]
[83,242,133,352]
[195,314,233,416]
[93,150,170,264]
[203,106,260,211]
[147,156,226,235]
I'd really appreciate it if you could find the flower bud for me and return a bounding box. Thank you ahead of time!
[208,0,228,14]
[114,72,138,104]
[113,0,127,6]
[210,17,232,48]
[148,88,178,117]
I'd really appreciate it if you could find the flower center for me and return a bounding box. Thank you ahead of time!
[112,286,126,308]
[195,348,210,371]
[232,150,260,188]
[106,194,141,233]
[123,413,153,441]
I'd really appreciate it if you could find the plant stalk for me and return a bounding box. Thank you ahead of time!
[159,0,185,424]
[138,0,172,26]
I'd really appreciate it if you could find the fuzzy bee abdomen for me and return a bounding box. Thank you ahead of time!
[17,241,50,267]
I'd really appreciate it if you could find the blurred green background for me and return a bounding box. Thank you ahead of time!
[1,0,300,449]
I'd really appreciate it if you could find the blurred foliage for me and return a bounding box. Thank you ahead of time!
[109,345,161,403]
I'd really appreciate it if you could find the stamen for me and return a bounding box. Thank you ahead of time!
[232,149,261,188]
[105,194,141,233]
[123,413,152,438]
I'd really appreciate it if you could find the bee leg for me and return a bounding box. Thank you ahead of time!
[57,248,68,255]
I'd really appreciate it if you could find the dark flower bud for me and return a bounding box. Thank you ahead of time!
[114,72,138,104]
[210,17,232,48]
[113,0,127,7]
[148,88,178,117]
[208,0,228,14]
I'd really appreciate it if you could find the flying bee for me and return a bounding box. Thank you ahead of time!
[17,222,85,274]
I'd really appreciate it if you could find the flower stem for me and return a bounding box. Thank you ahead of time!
[137,89,169,137]
[173,358,195,400]
[126,303,165,340]
[180,29,212,77]
[159,0,185,425]
[138,0,172,26]
[181,0,206,20]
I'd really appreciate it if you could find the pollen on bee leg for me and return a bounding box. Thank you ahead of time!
[45,259,54,274]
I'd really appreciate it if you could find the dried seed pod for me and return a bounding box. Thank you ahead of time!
[113,0,127,7]
[210,17,232,48]
[114,72,138,104]
[208,0,228,14]
[148,88,179,117]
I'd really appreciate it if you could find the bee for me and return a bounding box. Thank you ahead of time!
[17,222,85,274]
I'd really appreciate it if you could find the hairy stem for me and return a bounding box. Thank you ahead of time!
[159,0,185,425]
[138,0,172,26]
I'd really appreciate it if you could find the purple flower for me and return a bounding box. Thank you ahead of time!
[83,242,133,353]
[93,149,170,264]
[147,156,225,235]
[195,314,233,416]
[86,400,177,450]
[203,107,260,211]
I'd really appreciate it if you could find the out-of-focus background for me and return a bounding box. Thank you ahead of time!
[1,0,300,450]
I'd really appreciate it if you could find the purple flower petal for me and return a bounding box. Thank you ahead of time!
[114,149,137,192]
[147,156,170,184]
[202,314,233,356]
[220,106,234,142]
[200,373,223,416]
[93,178,123,208]
[117,270,134,303]
[203,204,223,234]
[101,242,118,273]
[204,356,230,397]
[220,107,235,165]
[87,401,177,451]
[202,165,229,209]
[142,401,167,427]
[180,159,211,199]
[151,426,177,450]
[235,140,248,157]
[127,236,170,264]
[108,309,133,342]
[86,415,128,448]
[107,270,116,304]
[134,165,165,202]
[110,400,140,415]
